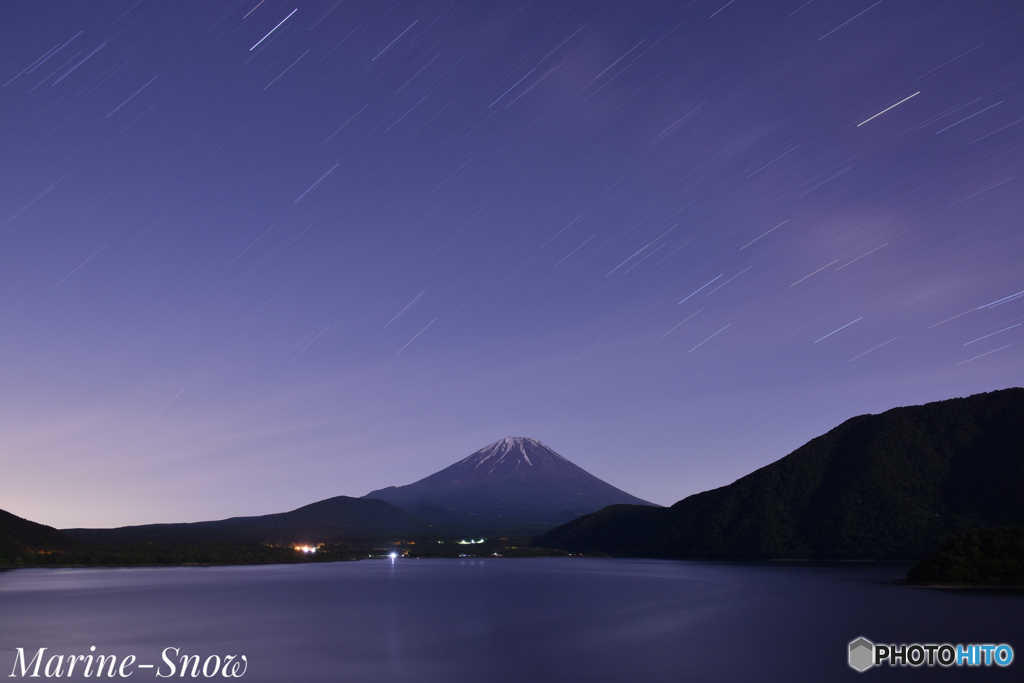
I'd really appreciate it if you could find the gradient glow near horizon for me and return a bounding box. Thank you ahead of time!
[1,1,1021,528]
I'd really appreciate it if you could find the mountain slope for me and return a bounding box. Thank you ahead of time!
[0,509,79,560]
[536,388,1024,559]
[65,496,429,546]
[364,437,655,533]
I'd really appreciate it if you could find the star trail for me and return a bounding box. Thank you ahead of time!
[0,0,1021,527]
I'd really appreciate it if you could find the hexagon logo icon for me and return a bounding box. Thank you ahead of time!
[849,637,874,672]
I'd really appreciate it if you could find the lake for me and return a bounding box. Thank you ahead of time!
[1,558,1021,681]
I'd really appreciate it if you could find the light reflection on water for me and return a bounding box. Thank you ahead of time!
[1,559,1022,682]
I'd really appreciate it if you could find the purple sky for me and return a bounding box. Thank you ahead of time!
[1,0,1022,528]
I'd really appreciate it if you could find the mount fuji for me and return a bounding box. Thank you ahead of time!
[363,437,656,533]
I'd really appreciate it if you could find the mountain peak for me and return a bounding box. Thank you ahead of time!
[490,436,546,450]
[453,436,569,476]
[459,437,557,468]
[363,437,656,532]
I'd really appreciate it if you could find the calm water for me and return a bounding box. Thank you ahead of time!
[1,558,1022,681]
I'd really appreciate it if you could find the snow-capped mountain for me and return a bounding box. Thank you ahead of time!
[363,437,656,533]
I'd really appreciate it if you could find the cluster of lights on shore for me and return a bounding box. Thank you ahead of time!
[294,540,487,559]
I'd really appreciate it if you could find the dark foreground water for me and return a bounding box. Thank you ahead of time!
[1,558,1022,681]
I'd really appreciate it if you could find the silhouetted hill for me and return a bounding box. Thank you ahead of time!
[65,496,429,546]
[364,437,656,533]
[536,388,1024,560]
[906,527,1024,586]
[0,509,79,561]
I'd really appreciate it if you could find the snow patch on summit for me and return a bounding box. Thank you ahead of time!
[461,437,549,473]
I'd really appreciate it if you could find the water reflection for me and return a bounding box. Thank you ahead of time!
[1,559,1022,682]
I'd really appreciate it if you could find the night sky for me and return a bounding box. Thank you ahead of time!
[2,1,1022,528]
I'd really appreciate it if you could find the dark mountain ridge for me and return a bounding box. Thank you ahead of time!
[364,436,656,533]
[536,388,1024,560]
[65,496,428,546]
